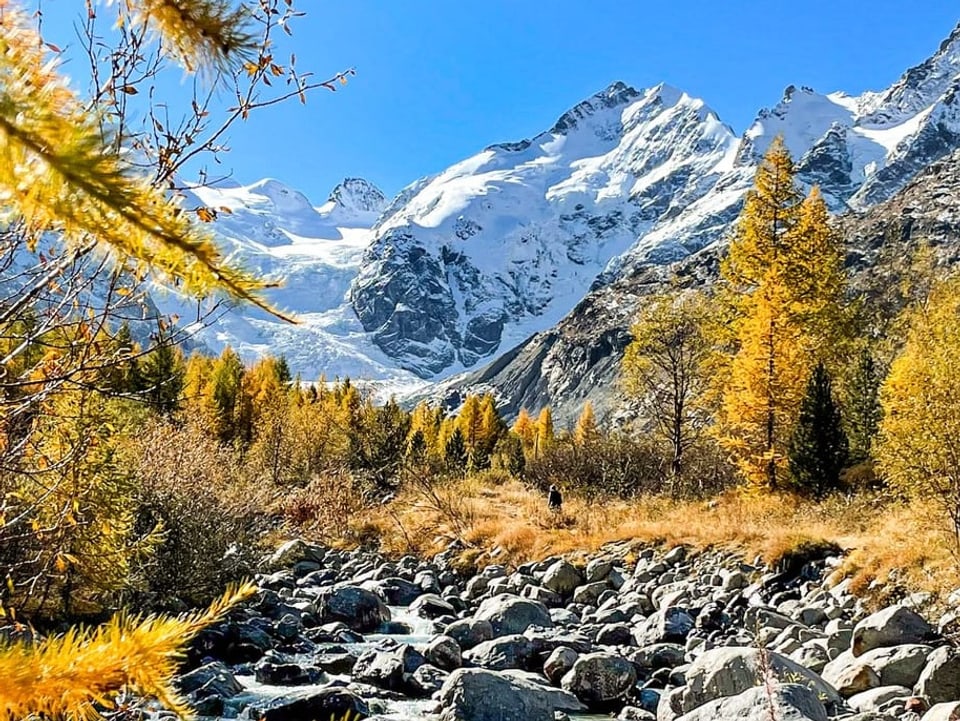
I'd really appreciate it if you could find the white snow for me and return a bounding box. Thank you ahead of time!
[147,24,960,388]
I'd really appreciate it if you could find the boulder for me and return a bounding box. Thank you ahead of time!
[542,560,584,597]
[411,593,456,619]
[252,687,369,721]
[859,644,932,687]
[352,642,427,694]
[922,702,960,721]
[426,635,463,671]
[674,683,827,721]
[437,668,585,721]
[253,659,320,686]
[463,634,536,671]
[561,652,637,710]
[596,622,635,646]
[445,618,494,651]
[852,606,937,656]
[475,594,553,637]
[177,661,242,697]
[679,647,840,714]
[585,558,614,583]
[631,643,686,671]
[544,646,579,685]
[572,581,608,606]
[847,685,912,713]
[265,539,326,571]
[318,586,390,632]
[635,607,694,646]
[823,659,880,697]
[916,646,960,705]
[372,577,423,606]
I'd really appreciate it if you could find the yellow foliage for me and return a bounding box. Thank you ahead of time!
[573,402,600,446]
[0,583,254,720]
[715,138,850,490]
[0,5,284,318]
[877,275,960,543]
[127,0,257,73]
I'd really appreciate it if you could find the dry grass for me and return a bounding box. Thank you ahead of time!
[342,473,960,608]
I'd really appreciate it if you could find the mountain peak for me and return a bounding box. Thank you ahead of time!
[327,177,387,215]
[549,81,641,135]
[859,22,960,126]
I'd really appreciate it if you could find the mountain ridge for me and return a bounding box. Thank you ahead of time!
[165,20,960,410]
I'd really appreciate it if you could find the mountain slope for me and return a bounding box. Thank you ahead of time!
[151,178,428,395]
[349,82,740,377]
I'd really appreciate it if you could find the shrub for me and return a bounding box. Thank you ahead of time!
[126,421,275,609]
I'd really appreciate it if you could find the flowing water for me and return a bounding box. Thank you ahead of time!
[215,605,610,720]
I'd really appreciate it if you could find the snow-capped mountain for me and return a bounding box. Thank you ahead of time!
[442,22,960,424]
[152,177,427,395]
[168,20,960,403]
[349,82,740,376]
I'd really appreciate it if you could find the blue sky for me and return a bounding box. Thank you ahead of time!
[42,1,960,202]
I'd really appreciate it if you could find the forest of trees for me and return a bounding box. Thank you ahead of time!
[622,137,960,543]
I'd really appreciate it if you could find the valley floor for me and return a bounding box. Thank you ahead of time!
[344,477,960,612]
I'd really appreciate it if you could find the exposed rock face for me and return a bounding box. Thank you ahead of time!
[350,81,739,377]
[448,144,960,427]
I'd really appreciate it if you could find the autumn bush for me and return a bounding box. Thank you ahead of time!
[125,420,276,609]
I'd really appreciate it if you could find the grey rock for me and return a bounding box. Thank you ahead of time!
[445,618,495,651]
[631,643,686,671]
[561,652,637,709]
[177,661,242,697]
[922,702,960,720]
[410,663,449,696]
[426,634,463,671]
[596,622,635,646]
[848,685,912,713]
[411,593,455,619]
[319,585,391,632]
[572,581,609,606]
[916,646,960,705]
[353,642,427,694]
[674,683,827,721]
[852,606,937,656]
[635,607,694,646]
[251,687,369,721]
[542,560,585,597]
[463,634,535,671]
[266,539,326,571]
[372,577,423,606]
[585,558,614,583]
[475,594,553,637]
[544,646,579,685]
[437,668,586,721]
[679,647,840,714]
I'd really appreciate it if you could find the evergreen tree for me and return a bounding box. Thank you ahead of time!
[788,363,849,498]
[139,341,185,415]
[845,349,883,463]
[209,348,245,443]
[406,429,428,464]
[492,432,526,478]
[444,428,468,475]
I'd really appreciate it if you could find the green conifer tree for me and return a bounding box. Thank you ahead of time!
[788,363,849,498]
